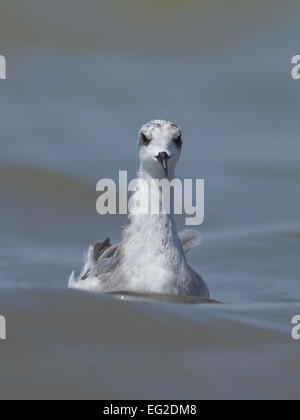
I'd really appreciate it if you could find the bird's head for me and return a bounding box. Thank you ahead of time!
[138,120,182,179]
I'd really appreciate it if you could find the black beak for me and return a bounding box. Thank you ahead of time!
[155,152,170,177]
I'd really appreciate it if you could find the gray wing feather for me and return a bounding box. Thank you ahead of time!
[179,230,202,253]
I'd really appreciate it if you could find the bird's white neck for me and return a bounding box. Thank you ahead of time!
[138,164,175,182]
[129,165,176,218]
[126,166,184,263]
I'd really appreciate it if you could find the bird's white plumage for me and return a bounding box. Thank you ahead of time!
[69,120,209,298]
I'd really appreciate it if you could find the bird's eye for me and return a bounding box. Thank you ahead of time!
[139,133,151,146]
[173,134,182,147]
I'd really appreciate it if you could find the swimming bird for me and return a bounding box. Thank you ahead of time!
[69,120,209,297]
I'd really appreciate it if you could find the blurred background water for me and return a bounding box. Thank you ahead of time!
[0,0,299,399]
